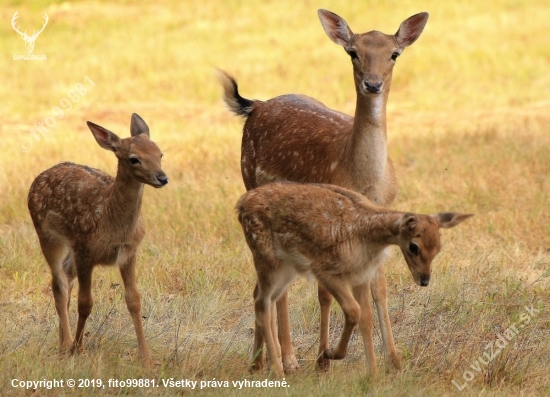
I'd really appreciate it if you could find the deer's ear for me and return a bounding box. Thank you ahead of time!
[432,212,474,229]
[396,213,419,236]
[87,121,120,152]
[130,113,150,137]
[318,9,354,47]
[395,12,429,48]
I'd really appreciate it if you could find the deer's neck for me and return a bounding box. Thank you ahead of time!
[359,211,401,246]
[342,93,389,192]
[104,164,144,233]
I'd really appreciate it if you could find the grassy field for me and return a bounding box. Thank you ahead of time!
[1,0,549,395]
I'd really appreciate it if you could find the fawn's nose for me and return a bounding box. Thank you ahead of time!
[419,274,430,287]
[156,172,168,186]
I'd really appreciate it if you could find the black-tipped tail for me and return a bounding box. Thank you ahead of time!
[217,70,255,118]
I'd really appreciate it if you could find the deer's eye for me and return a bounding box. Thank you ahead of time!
[391,52,400,61]
[409,242,420,256]
[129,157,140,165]
[347,50,358,60]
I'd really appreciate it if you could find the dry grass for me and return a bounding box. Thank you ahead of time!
[0,0,549,396]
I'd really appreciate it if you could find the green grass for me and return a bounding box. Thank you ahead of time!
[1,0,549,395]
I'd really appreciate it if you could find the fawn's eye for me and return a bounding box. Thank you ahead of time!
[409,242,420,256]
[391,52,400,61]
[129,157,140,165]
[347,50,358,60]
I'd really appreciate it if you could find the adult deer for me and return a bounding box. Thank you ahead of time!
[28,114,168,366]
[237,182,472,376]
[220,9,429,372]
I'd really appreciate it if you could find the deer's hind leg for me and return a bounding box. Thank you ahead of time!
[39,239,73,353]
[316,284,334,371]
[276,291,300,372]
[63,251,76,311]
[253,256,294,377]
[251,283,266,372]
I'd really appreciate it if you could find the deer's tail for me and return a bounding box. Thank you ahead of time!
[217,70,256,118]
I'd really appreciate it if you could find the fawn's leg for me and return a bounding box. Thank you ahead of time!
[63,252,76,311]
[316,284,334,371]
[72,254,93,354]
[251,283,265,372]
[320,279,360,361]
[255,293,284,377]
[353,283,378,376]
[41,241,73,353]
[371,267,401,371]
[119,254,152,366]
[276,291,300,372]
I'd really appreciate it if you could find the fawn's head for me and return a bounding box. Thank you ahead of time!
[396,212,473,287]
[318,9,428,96]
[87,113,168,188]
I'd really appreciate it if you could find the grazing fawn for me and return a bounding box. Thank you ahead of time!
[220,9,429,372]
[237,182,472,377]
[27,114,168,366]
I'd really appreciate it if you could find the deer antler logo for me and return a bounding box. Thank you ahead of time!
[12,12,49,54]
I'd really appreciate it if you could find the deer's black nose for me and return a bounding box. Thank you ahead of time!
[156,173,168,185]
[364,80,382,93]
[419,275,430,287]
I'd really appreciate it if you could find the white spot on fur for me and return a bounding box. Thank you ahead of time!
[255,167,277,185]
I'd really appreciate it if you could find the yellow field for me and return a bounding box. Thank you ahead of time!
[0,0,549,396]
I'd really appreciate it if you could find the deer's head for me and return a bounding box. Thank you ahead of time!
[318,10,429,97]
[87,114,169,188]
[396,212,473,287]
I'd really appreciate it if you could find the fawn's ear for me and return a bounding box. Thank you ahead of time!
[398,213,419,235]
[395,12,429,49]
[318,9,354,47]
[130,113,150,137]
[87,121,121,152]
[432,212,474,229]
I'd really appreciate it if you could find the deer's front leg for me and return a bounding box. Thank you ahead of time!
[72,255,93,355]
[119,254,152,367]
[371,267,401,372]
[320,279,359,361]
[353,283,377,376]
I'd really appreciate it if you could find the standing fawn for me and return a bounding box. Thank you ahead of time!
[237,182,472,377]
[27,114,168,366]
[220,9,429,372]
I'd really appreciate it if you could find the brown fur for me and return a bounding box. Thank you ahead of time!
[237,182,472,376]
[220,9,429,373]
[27,113,168,366]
